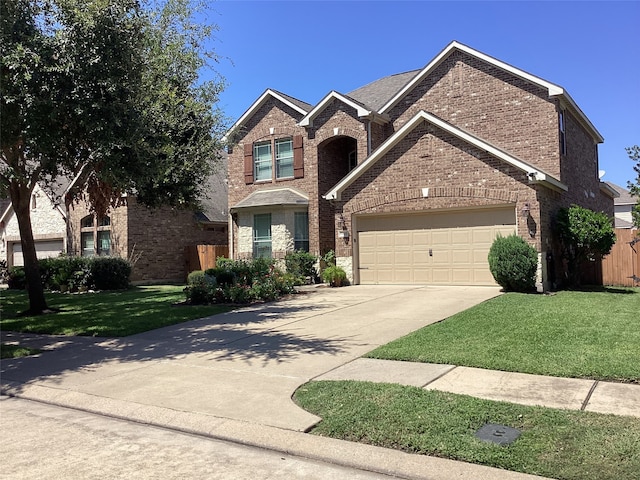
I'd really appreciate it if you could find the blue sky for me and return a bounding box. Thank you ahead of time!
[209,1,639,188]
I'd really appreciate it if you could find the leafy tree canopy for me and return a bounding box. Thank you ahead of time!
[626,145,640,228]
[1,0,227,313]
[555,204,616,287]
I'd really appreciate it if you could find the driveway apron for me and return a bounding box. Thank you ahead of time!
[1,285,500,431]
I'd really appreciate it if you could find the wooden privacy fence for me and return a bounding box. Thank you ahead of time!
[602,229,640,287]
[185,245,229,277]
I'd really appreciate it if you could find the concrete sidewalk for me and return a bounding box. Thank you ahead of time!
[316,358,640,418]
[2,284,637,479]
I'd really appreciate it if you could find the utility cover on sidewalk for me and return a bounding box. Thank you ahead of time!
[475,423,521,445]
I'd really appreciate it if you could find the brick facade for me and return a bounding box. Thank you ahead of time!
[68,197,227,283]
[227,42,613,289]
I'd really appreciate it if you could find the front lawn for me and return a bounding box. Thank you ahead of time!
[294,381,640,480]
[367,289,640,383]
[0,286,232,337]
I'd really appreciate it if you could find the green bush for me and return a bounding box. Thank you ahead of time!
[187,257,297,304]
[187,270,205,285]
[40,256,89,290]
[488,234,538,292]
[89,257,131,290]
[321,265,348,287]
[285,250,317,284]
[7,266,26,290]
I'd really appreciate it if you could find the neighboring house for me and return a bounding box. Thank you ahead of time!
[226,41,614,291]
[0,184,67,267]
[67,162,228,283]
[605,181,637,229]
[2,160,228,283]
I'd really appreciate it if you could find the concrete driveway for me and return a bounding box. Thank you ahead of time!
[2,285,500,432]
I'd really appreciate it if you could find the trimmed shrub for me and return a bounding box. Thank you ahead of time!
[187,270,205,286]
[285,250,317,284]
[39,256,88,290]
[488,234,538,292]
[89,257,131,290]
[7,266,26,290]
[321,265,348,287]
[204,267,235,287]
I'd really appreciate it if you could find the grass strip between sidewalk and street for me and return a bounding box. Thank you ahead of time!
[294,380,640,480]
[0,344,42,359]
[367,288,640,383]
[0,286,232,337]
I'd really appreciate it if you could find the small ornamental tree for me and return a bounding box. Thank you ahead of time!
[488,234,538,292]
[554,204,616,286]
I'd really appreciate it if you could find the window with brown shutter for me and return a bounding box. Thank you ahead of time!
[243,144,254,184]
[293,135,304,178]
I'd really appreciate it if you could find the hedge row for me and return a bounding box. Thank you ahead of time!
[7,256,131,292]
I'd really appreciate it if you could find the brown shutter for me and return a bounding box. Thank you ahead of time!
[293,135,304,179]
[243,143,253,184]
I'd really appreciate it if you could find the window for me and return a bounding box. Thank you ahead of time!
[80,214,111,257]
[559,110,566,156]
[253,213,272,258]
[276,138,294,178]
[254,141,272,181]
[348,150,357,171]
[294,212,309,252]
[245,135,302,184]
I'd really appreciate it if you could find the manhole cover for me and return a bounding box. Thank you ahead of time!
[475,423,521,446]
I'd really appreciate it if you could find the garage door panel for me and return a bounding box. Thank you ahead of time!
[12,240,64,267]
[357,208,516,286]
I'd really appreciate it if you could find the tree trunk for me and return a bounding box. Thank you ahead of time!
[9,181,49,314]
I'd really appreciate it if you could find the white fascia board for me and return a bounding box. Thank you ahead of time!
[224,89,309,141]
[323,112,426,200]
[600,182,620,199]
[299,91,373,127]
[380,41,565,114]
[557,92,604,144]
[324,110,567,200]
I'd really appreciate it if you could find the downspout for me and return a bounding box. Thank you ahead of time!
[366,119,372,155]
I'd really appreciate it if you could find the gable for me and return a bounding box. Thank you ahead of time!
[380,41,602,144]
[298,91,389,127]
[324,110,566,201]
[225,89,311,142]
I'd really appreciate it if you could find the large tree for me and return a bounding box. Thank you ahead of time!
[627,145,640,228]
[1,0,226,314]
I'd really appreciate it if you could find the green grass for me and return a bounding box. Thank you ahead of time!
[367,289,640,383]
[0,344,42,359]
[0,286,232,337]
[294,381,640,480]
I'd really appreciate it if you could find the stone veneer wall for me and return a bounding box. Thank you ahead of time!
[1,185,67,265]
[236,208,305,259]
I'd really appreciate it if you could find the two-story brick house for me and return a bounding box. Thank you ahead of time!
[226,41,615,290]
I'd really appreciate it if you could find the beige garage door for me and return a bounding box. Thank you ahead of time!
[12,240,64,267]
[357,208,516,285]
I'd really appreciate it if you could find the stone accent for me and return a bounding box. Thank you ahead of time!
[1,185,67,266]
[336,256,353,284]
[235,208,305,259]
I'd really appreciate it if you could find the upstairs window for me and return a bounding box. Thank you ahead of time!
[276,138,294,178]
[244,136,303,184]
[559,110,567,156]
[254,141,272,181]
[348,150,357,171]
[294,212,309,252]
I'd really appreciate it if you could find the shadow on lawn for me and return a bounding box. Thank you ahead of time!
[0,297,355,395]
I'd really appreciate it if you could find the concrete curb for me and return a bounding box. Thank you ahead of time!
[2,381,551,480]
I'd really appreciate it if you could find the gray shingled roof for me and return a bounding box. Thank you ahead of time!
[197,152,228,223]
[231,188,308,210]
[270,89,314,113]
[606,181,637,205]
[347,69,421,111]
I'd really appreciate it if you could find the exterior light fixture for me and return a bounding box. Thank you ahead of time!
[521,203,531,218]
